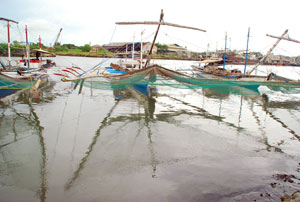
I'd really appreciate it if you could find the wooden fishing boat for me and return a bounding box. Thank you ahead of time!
[0,17,50,98]
[0,72,36,98]
[59,11,300,94]
[0,18,55,71]
[16,49,55,70]
[59,10,205,80]
[190,28,300,93]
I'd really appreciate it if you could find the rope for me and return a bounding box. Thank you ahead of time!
[82,28,155,77]
[17,24,25,44]
[79,25,117,76]
[80,43,136,77]
[162,31,206,51]
[96,25,118,75]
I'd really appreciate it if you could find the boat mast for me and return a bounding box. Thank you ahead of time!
[223,32,227,70]
[132,33,135,64]
[0,17,18,69]
[144,9,164,68]
[140,30,144,69]
[25,25,30,69]
[249,29,288,75]
[244,27,250,75]
[206,43,209,59]
[39,35,42,49]
[115,10,206,68]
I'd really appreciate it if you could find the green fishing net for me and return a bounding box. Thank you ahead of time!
[71,65,300,95]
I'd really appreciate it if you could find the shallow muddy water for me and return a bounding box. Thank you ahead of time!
[0,56,300,202]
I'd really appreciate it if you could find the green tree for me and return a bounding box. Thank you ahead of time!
[155,43,168,53]
[80,44,92,52]
[63,44,76,49]
[54,45,68,52]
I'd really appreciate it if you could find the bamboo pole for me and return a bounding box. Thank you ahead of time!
[249,29,288,75]
[266,34,300,44]
[0,18,18,69]
[116,21,206,32]
[244,27,250,75]
[144,9,164,68]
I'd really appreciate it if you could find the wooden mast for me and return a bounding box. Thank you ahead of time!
[144,9,164,68]
[249,29,288,75]
[115,10,206,68]
[0,17,19,69]
[244,27,250,75]
[223,32,227,70]
[25,25,30,69]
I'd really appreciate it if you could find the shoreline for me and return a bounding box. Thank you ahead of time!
[2,53,300,67]
[55,54,300,67]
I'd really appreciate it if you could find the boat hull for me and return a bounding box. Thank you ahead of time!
[0,73,37,99]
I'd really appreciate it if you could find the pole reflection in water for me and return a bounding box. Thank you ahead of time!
[65,100,120,190]
[65,85,160,189]
[0,92,48,202]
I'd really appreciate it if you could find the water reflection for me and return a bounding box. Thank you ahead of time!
[0,92,48,202]
[260,95,300,141]
[65,100,120,190]
[65,86,160,189]
[1,76,300,201]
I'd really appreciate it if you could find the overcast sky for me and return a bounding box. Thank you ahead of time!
[1,0,300,56]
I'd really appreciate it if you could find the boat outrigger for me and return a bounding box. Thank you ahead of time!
[57,11,300,94]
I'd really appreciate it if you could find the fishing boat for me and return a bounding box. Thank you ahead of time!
[0,17,50,98]
[0,73,35,98]
[16,48,55,70]
[190,29,300,93]
[0,18,55,71]
[59,10,206,94]
[58,11,300,95]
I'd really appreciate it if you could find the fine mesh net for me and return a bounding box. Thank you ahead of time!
[0,74,36,90]
[71,65,300,95]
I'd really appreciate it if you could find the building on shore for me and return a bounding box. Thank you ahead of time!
[90,45,102,53]
[102,42,157,56]
[165,44,192,58]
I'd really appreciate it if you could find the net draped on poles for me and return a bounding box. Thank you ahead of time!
[69,65,300,95]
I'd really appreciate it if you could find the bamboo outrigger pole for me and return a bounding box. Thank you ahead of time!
[266,34,300,44]
[116,21,206,32]
[0,17,19,69]
[249,29,288,75]
[116,10,206,68]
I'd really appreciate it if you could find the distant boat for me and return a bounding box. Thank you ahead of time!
[16,48,56,70]
[0,17,50,98]
[190,29,300,93]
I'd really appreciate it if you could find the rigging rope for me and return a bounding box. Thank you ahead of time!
[78,25,117,76]
[162,31,206,51]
